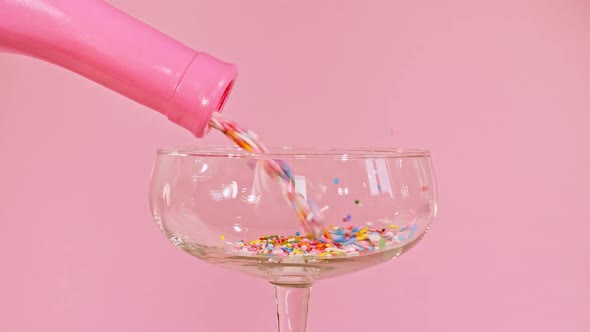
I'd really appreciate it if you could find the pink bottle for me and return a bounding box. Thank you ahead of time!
[0,0,238,138]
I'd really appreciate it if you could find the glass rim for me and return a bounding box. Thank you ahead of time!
[156,146,431,159]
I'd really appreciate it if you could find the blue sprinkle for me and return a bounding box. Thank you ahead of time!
[295,232,301,236]
[346,214,352,221]
[399,235,406,241]
[369,246,374,251]
[343,238,357,246]
[377,185,382,190]
[333,178,340,184]
[332,235,346,243]
[409,224,418,239]
[336,229,345,235]
[352,227,359,234]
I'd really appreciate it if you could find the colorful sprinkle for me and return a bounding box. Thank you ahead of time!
[346,214,352,221]
[333,178,340,184]
[220,234,225,241]
[295,231,301,236]
[354,199,360,205]
[408,224,418,239]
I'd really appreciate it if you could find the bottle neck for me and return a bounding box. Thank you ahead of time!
[0,0,238,137]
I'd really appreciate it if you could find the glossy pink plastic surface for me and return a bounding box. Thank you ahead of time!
[0,0,238,137]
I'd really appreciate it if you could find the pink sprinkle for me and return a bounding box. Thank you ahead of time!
[344,245,358,253]
[320,236,335,245]
[357,241,371,250]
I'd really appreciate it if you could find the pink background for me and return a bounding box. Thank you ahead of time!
[1,0,589,331]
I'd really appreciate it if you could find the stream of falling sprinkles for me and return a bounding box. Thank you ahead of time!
[208,113,417,257]
[209,113,324,238]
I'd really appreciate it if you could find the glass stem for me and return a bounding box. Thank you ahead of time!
[273,284,311,332]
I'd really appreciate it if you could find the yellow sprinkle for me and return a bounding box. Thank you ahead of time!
[220,234,225,241]
[286,243,292,247]
[388,225,400,229]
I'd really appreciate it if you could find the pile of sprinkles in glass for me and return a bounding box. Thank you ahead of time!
[234,223,419,258]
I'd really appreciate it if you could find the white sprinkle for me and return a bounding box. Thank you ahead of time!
[368,233,381,243]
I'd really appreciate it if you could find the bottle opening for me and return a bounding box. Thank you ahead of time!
[216,80,234,112]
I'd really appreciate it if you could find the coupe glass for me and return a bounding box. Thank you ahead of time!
[149,146,438,331]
